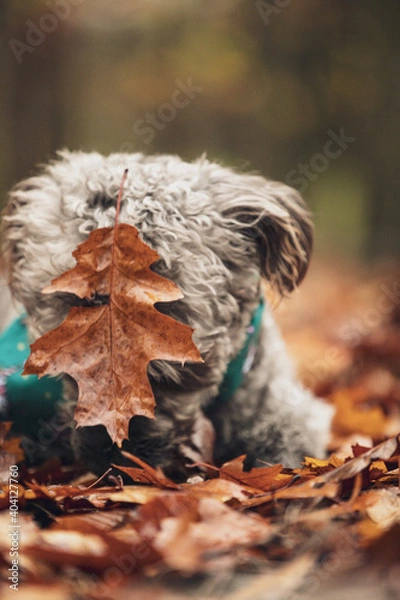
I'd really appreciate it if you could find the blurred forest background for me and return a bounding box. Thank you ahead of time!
[0,0,399,262]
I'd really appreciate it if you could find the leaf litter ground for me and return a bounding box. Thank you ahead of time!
[1,262,400,599]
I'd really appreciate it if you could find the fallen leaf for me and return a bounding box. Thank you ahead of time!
[182,477,253,503]
[219,455,291,492]
[50,510,129,534]
[244,435,400,508]
[23,172,202,445]
[114,451,179,489]
[23,527,157,572]
[360,489,400,528]
[303,454,344,470]
[107,485,165,505]
[324,435,400,482]
[331,388,390,438]
[132,492,271,572]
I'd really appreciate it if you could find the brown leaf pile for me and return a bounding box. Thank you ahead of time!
[0,432,399,595]
[1,257,399,598]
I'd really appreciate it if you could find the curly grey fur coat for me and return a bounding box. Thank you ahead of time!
[2,151,333,479]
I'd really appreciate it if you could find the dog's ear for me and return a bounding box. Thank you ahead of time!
[219,176,313,295]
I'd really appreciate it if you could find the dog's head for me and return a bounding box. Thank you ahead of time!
[2,151,312,394]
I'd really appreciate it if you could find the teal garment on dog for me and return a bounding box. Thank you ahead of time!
[216,297,265,404]
[0,315,63,436]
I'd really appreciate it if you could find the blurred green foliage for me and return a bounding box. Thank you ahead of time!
[0,0,399,260]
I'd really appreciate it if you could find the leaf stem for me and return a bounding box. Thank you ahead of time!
[108,168,128,428]
[115,168,129,225]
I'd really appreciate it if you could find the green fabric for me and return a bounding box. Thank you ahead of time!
[216,298,265,403]
[0,315,63,436]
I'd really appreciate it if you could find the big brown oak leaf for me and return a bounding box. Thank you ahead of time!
[23,174,202,445]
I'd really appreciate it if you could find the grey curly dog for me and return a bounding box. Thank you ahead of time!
[2,151,333,480]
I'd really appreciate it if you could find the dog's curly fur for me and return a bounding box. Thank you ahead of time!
[2,150,333,479]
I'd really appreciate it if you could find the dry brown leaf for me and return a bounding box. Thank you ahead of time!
[107,485,165,505]
[359,488,400,524]
[331,388,391,438]
[23,173,202,445]
[244,435,400,508]
[356,489,400,545]
[26,480,109,502]
[50,510,129,534]
[18,480,156,509]
[114,451,179,489]
[289,435,399,499]
[321,435,400,483]
[303,454,344,470]
[24,527,157,572]
[219,454,291,492]
[132,492,271,573]
[182,477,254,503]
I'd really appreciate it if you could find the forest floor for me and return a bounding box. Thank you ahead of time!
[1,260,399,600]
